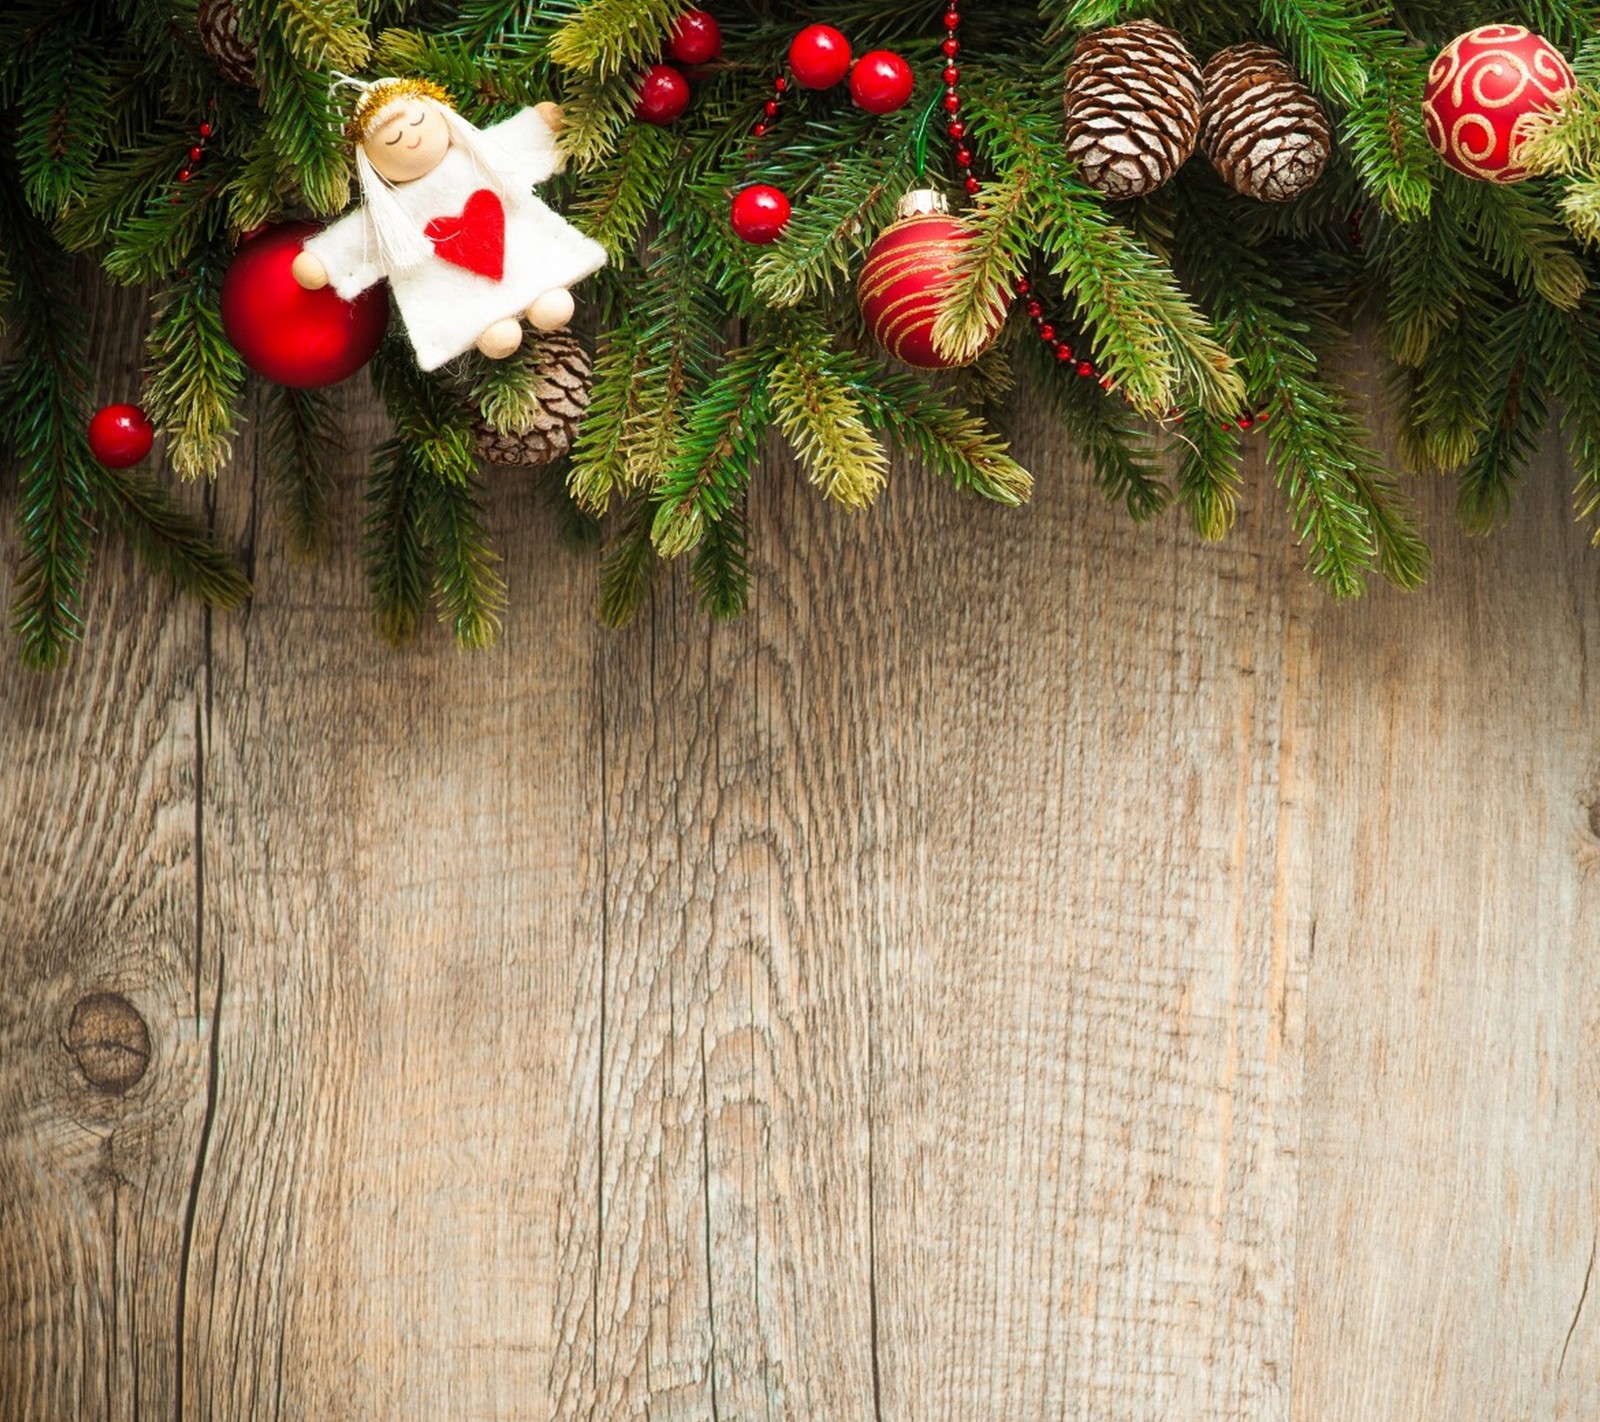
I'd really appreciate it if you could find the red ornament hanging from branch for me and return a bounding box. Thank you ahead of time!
[221,221,389,388]
[857,190,1005,370]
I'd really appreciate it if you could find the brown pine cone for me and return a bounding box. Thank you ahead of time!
[1063,20,1203,200]
[197,0,257,88]
[1199,44,1331,202]
[473,331,592,468]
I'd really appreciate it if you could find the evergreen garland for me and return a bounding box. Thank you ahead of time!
[0,1,1598,664]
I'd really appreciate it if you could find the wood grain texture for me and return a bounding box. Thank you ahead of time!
[2,305,1598,1421]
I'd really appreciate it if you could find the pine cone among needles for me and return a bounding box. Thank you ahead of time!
[473,332,593,468]
[196,0,257,88]
[1063,20,1203,200]
[1200,44,1331,202]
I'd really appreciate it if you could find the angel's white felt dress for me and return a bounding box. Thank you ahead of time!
[304,109,606,371]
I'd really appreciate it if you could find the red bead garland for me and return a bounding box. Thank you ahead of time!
[170,99,217,204]
[937,0,1267,430]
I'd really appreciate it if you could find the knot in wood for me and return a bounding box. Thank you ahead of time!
[66,992,151,1094]
[1589,801,1600,841]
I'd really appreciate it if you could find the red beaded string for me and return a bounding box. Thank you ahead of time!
[169,98,217,203]
[749,72,788,147]
[937,0,1270,431]
[936,0,1105,388]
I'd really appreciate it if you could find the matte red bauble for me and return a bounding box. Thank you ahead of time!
[789,24,852,89]
[635,63,691,124]
[1422,25,1574,182]
[221,222,388,387]
[667,9,722,65]
[731,184,791,244]
[849,50,914,114]
[87,404,155,468]
[858,191,1006,369]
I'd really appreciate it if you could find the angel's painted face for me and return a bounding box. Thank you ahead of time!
[363,99,450,182]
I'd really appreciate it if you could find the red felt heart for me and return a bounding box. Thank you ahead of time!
[424,189,506,280]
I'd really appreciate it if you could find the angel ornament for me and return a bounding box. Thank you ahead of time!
[292,76,607,371]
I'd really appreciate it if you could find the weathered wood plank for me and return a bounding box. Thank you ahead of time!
[0,285,211,1422]
[1291,436,1600,1421]
[3,330,1598,1422]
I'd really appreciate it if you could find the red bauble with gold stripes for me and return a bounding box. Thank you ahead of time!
[857,191,1002,369]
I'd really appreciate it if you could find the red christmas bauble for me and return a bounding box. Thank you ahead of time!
[667,9,722,65]
[87,404,155,468]
[789,24,852,89]
[221,222,388,387]
[858,195,1007,369]
[731,184,791,244]
[1422,25,1574,182]
[849,50,914,114]
[635,63,691,124]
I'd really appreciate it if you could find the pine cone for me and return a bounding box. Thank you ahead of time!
[1063,20,1203,200]
[472,332,593,468]
[1199,44,1330,202]
[197,0,257,88]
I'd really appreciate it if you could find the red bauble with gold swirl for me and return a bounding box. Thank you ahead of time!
[1422,25,1574,183]
[857,191,1005,370]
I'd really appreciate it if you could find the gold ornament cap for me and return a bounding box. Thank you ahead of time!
[894,188,952,220]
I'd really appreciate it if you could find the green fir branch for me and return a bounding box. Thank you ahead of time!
[144,264,245,480]
[363,440,431,645]
[417,468,506,648]
[1254,0,1370,105]
[689,494,751,619]
[1456,301,1548,534]
[598,496,659,626]
[92,466,252,610]
[263,384,340,560]
[651,344,778,556]
[768,340,890,511]
[547,0,685,81]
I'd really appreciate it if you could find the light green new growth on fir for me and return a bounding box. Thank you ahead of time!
[2,0,1600,659]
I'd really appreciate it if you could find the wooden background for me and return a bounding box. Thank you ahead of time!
[2,292,1598,1422]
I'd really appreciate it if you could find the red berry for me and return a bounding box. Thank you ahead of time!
[1037,324,1055,342]
[789,24,851,89]
[634,64,690,124]
[667,8,722,65]
[730,184,791,243]
[87,404,155,468]
[964,175,980,193]
[849,50,914,114]
[1076,360,1094,378]
[942,38,960,57]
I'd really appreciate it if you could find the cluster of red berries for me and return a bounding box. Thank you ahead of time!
[634,8,725,125]
[727,25,915,246]
[786,24,915,114]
